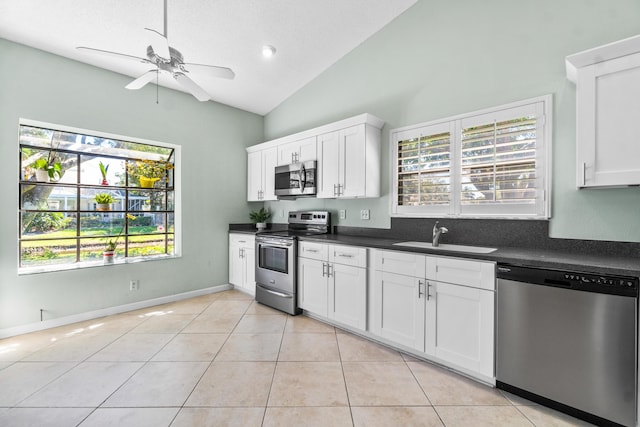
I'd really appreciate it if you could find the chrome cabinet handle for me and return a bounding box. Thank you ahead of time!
[333,184,338,196]
[322,262,327,277]
[336,253,353,258]
[582,162,586,186]
[418,280,424,298]
[239,248,244,258]
[426,281,432,300]
[327,263,334,278]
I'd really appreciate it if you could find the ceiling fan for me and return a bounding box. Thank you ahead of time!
[77,0,235,102]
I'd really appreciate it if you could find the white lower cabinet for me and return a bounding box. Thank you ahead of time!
[371,270,425,351]
[371,249,495,380]
[298,257,328,315]
[425,281,494,377]
[228,233,256,295]
[298,242,367,331]
[328,263,367,330]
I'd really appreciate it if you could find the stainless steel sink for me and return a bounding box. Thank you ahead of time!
[392,241,497,254]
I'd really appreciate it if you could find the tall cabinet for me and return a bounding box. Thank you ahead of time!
[567,35,640,188]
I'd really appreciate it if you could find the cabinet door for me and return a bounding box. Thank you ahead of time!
[277,140,299,165]
[228,241,243,286]
[298,257,328,316]
[577,52,640,187]
[262,147,278,201]
[425,281,494,377]
[247,151,262,201]
[371,271,425,352]
[298,136,317,162]
[316,130,340,198]
[277,137,317,165]
[340,125,366,198]
[242,246,256,295]
[328,264,366,330]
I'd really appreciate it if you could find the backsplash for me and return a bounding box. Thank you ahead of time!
[335,218,640,258]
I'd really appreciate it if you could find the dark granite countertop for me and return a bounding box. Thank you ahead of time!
[298,233,640,278]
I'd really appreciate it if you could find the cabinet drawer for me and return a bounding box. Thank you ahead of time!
[330,245,367,268]
[431,256,495,290]
[229,233,255,246]
[373,250,426,277]
[298,241,329,261]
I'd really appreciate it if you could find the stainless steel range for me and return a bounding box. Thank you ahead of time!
[255,211,330,315]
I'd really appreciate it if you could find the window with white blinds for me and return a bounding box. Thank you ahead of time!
[391,96,551,218]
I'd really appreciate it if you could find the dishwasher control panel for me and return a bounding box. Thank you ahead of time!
[497,264,639,297]
[563,273,636,288]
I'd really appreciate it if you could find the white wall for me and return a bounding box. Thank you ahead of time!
[0,39,263,330]
[263,0,640,242]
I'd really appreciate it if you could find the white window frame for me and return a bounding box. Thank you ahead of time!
[390,95,552,219]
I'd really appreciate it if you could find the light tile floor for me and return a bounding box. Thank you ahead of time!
[0,289,594,426]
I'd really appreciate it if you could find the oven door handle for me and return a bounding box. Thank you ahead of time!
[256,240,293,248]
[258,285,293,299]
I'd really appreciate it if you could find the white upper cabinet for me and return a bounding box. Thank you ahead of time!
[567,35,640,187]
[277,136,317,165]
[247,113,384,201]
[247,147,277,201]
[317,124,381,199]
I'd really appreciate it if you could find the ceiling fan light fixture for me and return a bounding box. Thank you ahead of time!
[262,45,276,58]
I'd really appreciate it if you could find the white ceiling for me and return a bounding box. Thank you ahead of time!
[0,0,417,115]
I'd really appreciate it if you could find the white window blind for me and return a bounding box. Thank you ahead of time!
[391,95,551,218]
[397,131,451,206]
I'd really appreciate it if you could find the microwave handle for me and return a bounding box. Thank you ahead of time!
[299,163,306,190]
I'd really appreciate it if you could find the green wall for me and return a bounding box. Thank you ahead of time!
[263,0,640,242]
[0,39,263,330]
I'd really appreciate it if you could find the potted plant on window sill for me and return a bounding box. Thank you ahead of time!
[99,161,109,185]
[249,207,272,231]
[103,214,136,264]
[32,157,62,183]
[126,159,174,188]
[95,193,115,211]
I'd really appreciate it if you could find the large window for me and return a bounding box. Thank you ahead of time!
[392,96,551,218]
[18,119,180,272]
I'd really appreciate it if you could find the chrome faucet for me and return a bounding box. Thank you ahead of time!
[432,221,448,247]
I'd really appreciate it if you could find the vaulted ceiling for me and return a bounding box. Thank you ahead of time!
[0,0,417,115]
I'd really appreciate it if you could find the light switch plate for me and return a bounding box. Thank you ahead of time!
[339,209,346,220]
[360,209,370,220]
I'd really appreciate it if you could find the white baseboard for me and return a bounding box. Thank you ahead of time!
[0,284,232,339]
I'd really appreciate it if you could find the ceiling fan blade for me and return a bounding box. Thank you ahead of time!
[173,72,210,101]
[184,63,236,80]
[144,28,171,60]
[76,46,151,64]
[125,70,159,90]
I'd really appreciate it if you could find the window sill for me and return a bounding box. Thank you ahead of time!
[18,254,180,276]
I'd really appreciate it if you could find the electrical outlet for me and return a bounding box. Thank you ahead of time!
[129,280,139,291]
[339,209,346,220]
[360,209,370,220]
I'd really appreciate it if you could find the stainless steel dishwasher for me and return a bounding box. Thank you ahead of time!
[496,263,638,427]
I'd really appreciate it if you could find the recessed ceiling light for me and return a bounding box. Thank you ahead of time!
[262,45,276,58]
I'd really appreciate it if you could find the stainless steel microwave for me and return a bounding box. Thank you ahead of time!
[274,160,317,198]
